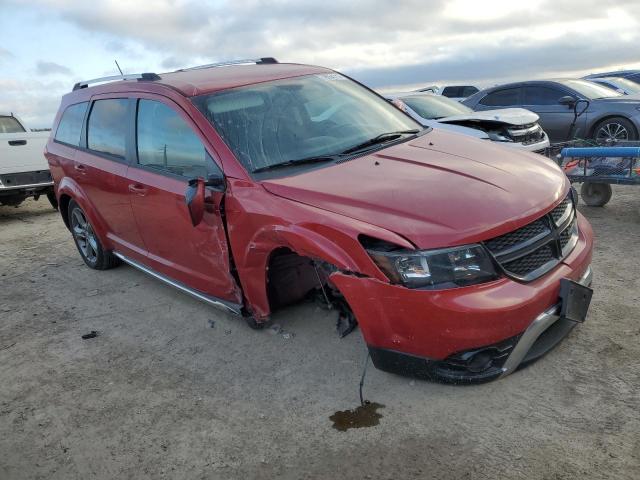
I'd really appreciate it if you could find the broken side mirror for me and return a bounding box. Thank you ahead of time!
[559,95,577,108]
[185,177,206,226]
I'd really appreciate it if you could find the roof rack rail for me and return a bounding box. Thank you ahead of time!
[175,57,278,72]
[72,72,161,91]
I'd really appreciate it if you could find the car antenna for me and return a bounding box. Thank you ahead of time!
[114,59,123,75]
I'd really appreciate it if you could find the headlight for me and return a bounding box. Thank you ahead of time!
[367,244,498,289]
[487,132,512,142]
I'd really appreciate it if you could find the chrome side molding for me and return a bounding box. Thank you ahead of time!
[113,252,242,316]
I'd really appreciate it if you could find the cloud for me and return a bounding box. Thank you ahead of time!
[5,0,640,126]
[36,60,72,76]
[0,47,12,63]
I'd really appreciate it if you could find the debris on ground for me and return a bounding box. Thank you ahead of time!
[207,319,215,328]
[268,324,295,339]
[86,289,99,297]
[81,331,98,340]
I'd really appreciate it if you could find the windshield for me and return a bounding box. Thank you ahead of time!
[560,79,623,99]
[194,73,420,174]
[599,78,640,95]
[400,94,474,119]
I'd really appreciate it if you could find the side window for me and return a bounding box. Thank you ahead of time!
[54,102,88,146]
[462,86,479,97]
[441,86,462,98]
[87,99,128,158]
[136,99,211,178]
[0,116,26,134]
[479,88,520,107]
[522,86,565,105]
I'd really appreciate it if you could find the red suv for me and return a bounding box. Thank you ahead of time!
[46,58,594,383]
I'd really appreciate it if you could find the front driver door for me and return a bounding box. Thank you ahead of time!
[521,85,586,142]
[126,97,241,303]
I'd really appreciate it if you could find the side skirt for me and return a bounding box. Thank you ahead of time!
[113,252,243,316]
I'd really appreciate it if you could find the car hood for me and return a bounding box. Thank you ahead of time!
[438,108,540,126]
[260,129,568,249]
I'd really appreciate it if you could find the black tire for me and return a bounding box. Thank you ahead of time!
[593,117,637,142]
[47,191,59,210]
[68,200,119,270]
[580,182,612,207]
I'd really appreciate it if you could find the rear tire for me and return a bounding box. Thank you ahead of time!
[580,182,612,207]
[593,117,637,142]
[47,191,58,210]
[68,200,119,270]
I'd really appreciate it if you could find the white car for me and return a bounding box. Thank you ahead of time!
[386,92,550,153]
[0,113,54,207]
[413,85,479,102]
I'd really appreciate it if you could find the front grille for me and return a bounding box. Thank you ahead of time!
[484,193,578,281]
[503,244,555,276]
[0,170,52,187]
[484,218,549,254]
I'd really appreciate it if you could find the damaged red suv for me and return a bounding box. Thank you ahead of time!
[46,58,594,383]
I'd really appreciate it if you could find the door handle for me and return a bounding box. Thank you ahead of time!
[8,140,27,146]
[74,164,87,174]
[128,183,148,196]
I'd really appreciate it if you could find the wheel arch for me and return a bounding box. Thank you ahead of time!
[588,114,638,139]
[56,177,113,250]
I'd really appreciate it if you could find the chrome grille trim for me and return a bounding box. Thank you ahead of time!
[483,193,579,281]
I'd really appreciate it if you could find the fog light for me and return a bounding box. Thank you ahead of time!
[467,351,494,373]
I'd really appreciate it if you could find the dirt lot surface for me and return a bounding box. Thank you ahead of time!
[1,187,639,479]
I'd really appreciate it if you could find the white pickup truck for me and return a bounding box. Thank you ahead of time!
[0,113,55,208]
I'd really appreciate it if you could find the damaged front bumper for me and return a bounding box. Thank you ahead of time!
[329,214,593,384]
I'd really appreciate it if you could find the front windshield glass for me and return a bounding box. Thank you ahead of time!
[561,79,623,99]
[194,73,420,173]
[400,94,474,119]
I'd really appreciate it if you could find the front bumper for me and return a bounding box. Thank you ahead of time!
[329,213,593,383]
[502,136,550,153]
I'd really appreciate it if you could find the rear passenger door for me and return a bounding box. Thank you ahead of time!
[126,96,240,302]
[74,97,147,259]
[521,85,583,142]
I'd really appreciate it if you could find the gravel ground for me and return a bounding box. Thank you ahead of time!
[1,187,639,479]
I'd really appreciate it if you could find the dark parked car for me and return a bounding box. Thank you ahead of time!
[463,79,640,142]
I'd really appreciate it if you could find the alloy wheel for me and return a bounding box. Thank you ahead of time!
[71,208,98,263]
[596,122,629,141]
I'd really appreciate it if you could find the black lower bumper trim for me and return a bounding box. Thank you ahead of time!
[369,315,579,384]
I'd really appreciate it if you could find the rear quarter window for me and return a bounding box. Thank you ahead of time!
[87,99,129,158]
[0,116,26,134]
[54,102,88,146]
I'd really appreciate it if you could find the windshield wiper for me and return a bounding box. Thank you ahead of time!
[340,129,420,155]
[252,155,339,174]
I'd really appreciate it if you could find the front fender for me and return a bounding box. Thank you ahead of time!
[225,180,414,319]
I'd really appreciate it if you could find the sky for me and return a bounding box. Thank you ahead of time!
[1,0,639,128]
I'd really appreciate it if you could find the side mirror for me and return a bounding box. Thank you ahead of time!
[558,96,577,108]
[185,177,205,226]
[204,173,226,192]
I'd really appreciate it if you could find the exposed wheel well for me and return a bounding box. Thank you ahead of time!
[59,194,72,230]
[589,115,638,139]
[266,248,321,311]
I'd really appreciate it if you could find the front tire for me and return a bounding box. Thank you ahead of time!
[68,200,119,270]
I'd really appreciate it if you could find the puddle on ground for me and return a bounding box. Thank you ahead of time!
[329,401,385,432]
